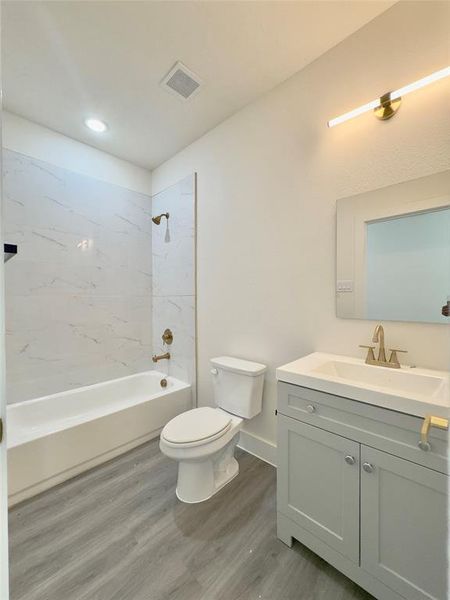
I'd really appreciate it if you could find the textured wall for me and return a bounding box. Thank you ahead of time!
[4,149,153,403]
[151,1,450,449]
[151,175,196,398]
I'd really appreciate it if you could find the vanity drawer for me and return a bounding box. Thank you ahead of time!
[278,382,448,474]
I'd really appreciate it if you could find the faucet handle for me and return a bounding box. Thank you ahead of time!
[359,344,376,362]
[388,348,407,367]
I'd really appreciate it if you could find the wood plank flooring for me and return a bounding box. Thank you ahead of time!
[9,440,374,600]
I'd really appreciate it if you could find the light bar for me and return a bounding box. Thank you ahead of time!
[328,66,450,128]
[328,98,380,128]
[391,66,450,99]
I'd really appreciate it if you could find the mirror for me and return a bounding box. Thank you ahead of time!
[336,170,450,324]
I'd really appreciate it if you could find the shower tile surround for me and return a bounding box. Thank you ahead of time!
[151,176,196,399]
[4,151,196,405]
[4,149,153,403]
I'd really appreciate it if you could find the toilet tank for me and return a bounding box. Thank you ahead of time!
[210,356,267,418]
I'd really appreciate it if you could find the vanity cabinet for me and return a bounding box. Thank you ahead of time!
[360,447,447,600]
[277,417,360,563]
[277,382,448,600]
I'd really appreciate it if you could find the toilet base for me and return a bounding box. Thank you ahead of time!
[175,435,240,503]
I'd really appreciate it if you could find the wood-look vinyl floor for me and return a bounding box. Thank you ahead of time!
[9,440,374,600]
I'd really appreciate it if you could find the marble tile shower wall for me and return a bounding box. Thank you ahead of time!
[3,150,153,404]
[151,176,196,398]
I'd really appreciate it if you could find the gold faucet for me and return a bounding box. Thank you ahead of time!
[152,352,170,363]
[359,324,407,369]
[372,324,386,363]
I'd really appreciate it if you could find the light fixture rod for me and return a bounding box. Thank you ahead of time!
[328,99,380,128]
[390,66,450,100]
[328,66,449,128]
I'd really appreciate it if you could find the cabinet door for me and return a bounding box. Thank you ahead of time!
[277,415,360,563]
[361,446,448,600]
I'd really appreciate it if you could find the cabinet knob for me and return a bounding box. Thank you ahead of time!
[210,368,218,376]
[306,404,315,414]
[362,462,374,473]
[344,455,355,465]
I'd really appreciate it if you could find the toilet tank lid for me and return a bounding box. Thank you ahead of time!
[210,356,267,376]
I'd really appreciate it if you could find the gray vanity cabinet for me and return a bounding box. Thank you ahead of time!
[360,446,447,600]
[277,415,360,563]
[277,382,449,600]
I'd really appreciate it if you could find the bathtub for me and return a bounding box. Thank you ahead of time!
[7,371,191,506]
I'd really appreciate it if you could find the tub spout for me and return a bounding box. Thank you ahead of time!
[152,352,170,363]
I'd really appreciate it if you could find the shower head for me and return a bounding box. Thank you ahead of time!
[152,212,169,225]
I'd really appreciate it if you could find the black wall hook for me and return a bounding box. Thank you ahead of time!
[4,243,17,262]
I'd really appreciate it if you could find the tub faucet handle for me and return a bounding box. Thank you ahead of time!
[161,329,173,345]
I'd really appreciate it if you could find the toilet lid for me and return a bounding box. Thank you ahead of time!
[162,407,231,444]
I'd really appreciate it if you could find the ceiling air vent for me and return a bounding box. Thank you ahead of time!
[161,62,202,101]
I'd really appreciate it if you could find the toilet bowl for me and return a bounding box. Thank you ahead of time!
[160,406,243,503]
[160,356,266,503]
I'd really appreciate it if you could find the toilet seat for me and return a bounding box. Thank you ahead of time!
[161,407,231,447]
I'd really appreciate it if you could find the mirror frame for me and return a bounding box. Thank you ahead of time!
[336,170,450,323]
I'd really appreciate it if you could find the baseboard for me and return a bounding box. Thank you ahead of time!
[8,430,161,507]
[237,430,277,467]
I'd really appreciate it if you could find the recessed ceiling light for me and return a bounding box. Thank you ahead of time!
[84,118,108,133]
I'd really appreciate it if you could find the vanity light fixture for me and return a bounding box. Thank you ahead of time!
[84,118,108,133]
[327,66,450,127]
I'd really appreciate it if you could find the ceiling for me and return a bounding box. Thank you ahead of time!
[2,1,395,170]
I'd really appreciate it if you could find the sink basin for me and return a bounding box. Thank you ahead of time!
[276,352,449,418]
[312,360,444,397]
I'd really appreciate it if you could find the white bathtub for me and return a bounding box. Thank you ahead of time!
[7,371,191,506]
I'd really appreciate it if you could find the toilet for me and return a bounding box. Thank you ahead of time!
[159,356,266,503]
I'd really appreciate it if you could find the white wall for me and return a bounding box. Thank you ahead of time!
[3,111,152,194]
[151,1,450,451]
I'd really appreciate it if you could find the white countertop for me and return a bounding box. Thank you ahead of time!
[276,352,450,419]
